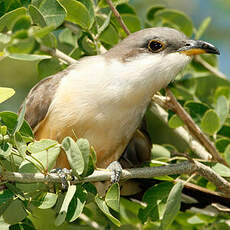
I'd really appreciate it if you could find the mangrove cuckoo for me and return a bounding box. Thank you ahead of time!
[22,27,219,187]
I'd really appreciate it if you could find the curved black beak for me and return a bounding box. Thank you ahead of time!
[178,40,220,56]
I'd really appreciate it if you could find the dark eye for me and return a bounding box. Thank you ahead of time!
[148,40,164,52]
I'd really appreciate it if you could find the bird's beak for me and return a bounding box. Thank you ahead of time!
[177,40,220,56]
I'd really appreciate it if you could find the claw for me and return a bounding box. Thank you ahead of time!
[107,161,122,183]
[50,168,74,190]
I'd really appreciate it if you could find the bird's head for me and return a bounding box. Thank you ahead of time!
[105,27,219,88]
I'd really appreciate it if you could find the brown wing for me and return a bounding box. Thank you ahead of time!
[19,70,68,130]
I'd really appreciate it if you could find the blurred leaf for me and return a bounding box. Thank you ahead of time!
[32,25,56,38]
[151,144,171,159]
[58,28,78,46]
[0,33,11,44]
[117,3,136,15]
[201,109,220,135]
[7,53,51,61]
[215,96,229,125]
[55,185,76,226]
[98,0,128,8]
[155,9,193,36]
[0,112,34,138]
[212,163,230,177]
[168,114,184,128]
[214,87,230,101]
[12,15,31,33]
[80,35,97,55]
[224,144,230,166]
[27,139,58,154]
[0,190,14,216]
[3,199,27,225]
[105,183,120,212]
[160,182,183,230]
[67,184,87,222]
[38,193,58,209]
[195,17,211,39]
[37,58,63,79]
[0,87,15,103]
[7,37,35,54]
[170,85,194,101]
[32,0,66,27]
[62,137,84,176]
[58,0,90,29]
[218,125,230,138]
[146,5,165,22]
[216,138,230,153]
[95,195,121,227]
[0,7,26,32]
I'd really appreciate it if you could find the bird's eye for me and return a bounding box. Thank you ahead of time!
[148,40,164,52]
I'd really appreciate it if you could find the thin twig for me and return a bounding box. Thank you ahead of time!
[105,0,130,35]
[40,45,77,65]
[165,88,228,166]
[195,56,227,79]
[1,161,230,196]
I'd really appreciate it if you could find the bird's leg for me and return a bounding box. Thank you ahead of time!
[106,161,123,183]
[50,168,74,190]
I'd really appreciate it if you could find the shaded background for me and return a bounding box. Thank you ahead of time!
[0,0,229,112]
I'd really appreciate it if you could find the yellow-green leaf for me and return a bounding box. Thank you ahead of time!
[0,87,15,103]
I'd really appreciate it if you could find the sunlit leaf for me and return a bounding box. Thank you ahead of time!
[0,87,15,103]
[105,183,120,212]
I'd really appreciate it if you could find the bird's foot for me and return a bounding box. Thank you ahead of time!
[50,168,74,190]
[106,161,123,183]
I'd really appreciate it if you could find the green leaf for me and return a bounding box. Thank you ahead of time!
[216,138,230,153]
[0,7,27,32]
[13,102,26,135]
[160,182,183,230]
[32,0,66,27]
[224,145,230,166]
[0,33,11,44]
[3,199,27,225]
[58,28,79,46]
[215,96,229,125]
[67,185,87,222]
[117,3,136,15]
[28,5,46,27]
[77,138,90,176]
[214,86,230,101]
[168,114,184,128]
[0,112,34,138]
[155,9,193,36]
[98,0,128,8]
[0,190,14,216]
[58,0,90,29]
[195,17,211,39]
[78,0,95,28]
[105,183,120,212]
[0,142,12,158]
[32,25,56,38]
[12,15,31,33]
[38,193,58,209]
[37,58,63,79]
[201,109,220,135]
[95,195,121,227]
[218,125,230,138]
[27,139,59,154]
[14,132,27,159]
[121,14,141,33]
[151,144,171,159]
[146,5,165,22]
[7,53,51,61]
[55,185,76,226]
[62,137,84,176]
[0,87,15,103]
[212,163,230,177]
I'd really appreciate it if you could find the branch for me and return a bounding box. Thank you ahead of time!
[195,56,227,79]
[165,88,228,166]
[40,45,78,65]
[105,0,130,36]
[1,161,230,196]
[150,101,212,160]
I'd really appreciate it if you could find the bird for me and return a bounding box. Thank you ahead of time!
[22,27,219,188]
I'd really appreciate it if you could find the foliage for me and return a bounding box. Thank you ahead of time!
[0,0,230,229]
